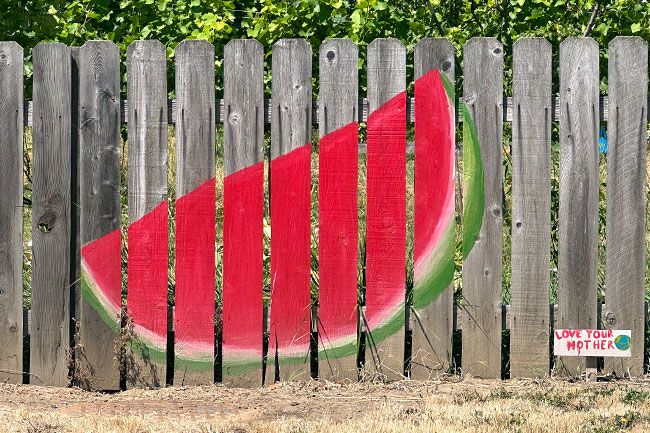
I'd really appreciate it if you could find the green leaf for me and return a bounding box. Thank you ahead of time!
[461,102,484,260]
[350,10,361,25]
[631,23,641,33]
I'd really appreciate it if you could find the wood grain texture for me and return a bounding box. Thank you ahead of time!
[173,40,216,386]
[31,43,72,387]
[557,37,600,377]
[364,38,406,381]
[603,36,647,377]
[222,40,265,387]
[461,37,503,379]
[317,38,359,382]
[223,40,264,177]
[0,41,24,384]
[77,41,121,390]
[126,40,168,388]
[268,39,312,382]
[410,37,455,380]
[510,38,552,378]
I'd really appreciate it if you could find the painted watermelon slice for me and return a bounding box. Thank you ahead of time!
[174,178,216,371]
[80,228,122,332]
[126,201,169,365]
[313,69,484,358]
[413,68,456,309]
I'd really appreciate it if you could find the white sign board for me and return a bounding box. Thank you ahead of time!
[554,329,631,357]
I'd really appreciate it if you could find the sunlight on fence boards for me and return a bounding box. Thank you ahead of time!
[0,36,647,390]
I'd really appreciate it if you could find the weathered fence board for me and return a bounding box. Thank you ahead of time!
[126,40,169,388]
[222,39,265,387]
[411,37,455,380]
[269,38,313,382]
[0,41,24,384]
[77,41,122,390]
[510,38,552,378]
[557,37,600,377]
[364,38,407,381]
[461,37,504,379]
[604,36,648,377]
[31,43,72,387]
[173,40,216,386]
[317,38,359,382]
[4,36,650,388]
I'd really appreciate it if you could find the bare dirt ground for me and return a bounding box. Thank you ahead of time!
[2,377,650,432]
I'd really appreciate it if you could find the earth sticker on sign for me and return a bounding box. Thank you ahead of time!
[554,329,632,357]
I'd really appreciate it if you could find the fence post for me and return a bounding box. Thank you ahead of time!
[510,37,552,378]
[461,37,504,379]
[0,41,24,384]
[31,43,72,387]
[411,37,456,380]
[557,37,600,377]
[269,38,313,382]
[603,36,648,377]
[126,40,168,388]
[222,39,265,387]
[317,38,360,382]
[77,40,122,390]
[364,38,407,381]
[173,39,216,386]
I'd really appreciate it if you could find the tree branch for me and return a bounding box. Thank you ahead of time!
[421,0,445,35]
[583,1,601,37]
[469,0,484,34]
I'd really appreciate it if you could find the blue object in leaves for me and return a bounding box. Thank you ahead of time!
[599,127,608,153]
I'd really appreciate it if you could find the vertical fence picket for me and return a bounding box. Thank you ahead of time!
[411,38,456,379]
[126,40,168,388]
[604,36,647,377]
[510,38,552,378]
[173,40,216,386]
[461,38,504,379]
[77,41,122,390]
[0,42,23,384]
[222,39,264,386]
[364,38,406,380]
[269,38,312,382]
[222,40,264,387]
[317,38,359,382]
[31,43,72,386]
[557,37,600,376]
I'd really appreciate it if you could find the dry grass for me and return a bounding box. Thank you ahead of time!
[2,379,650,432]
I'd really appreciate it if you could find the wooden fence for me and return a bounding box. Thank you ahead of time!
[0,36,648,390]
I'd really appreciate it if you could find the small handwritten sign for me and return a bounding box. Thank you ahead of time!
[554,329,631,357]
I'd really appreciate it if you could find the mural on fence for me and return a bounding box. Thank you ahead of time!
[34,40,487,385]
[413,69,456,310]
[80,230,122,335]
[174,178,217,371]
[316,69,484,363]
[223,161,265,376]
[364,85,408,352]
[317,121,360,360]
[268,143,313,367]
[127,201,169,366]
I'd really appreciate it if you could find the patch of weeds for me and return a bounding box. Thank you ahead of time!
[508,413,527,428]
[592,410,639,433]
[593,387,615,398]
[490,387,514,399]
[452,390,483,404]
[526,390,573,409]
[622,389,650,406]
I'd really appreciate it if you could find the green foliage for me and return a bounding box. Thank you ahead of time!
[2,1,649,96]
